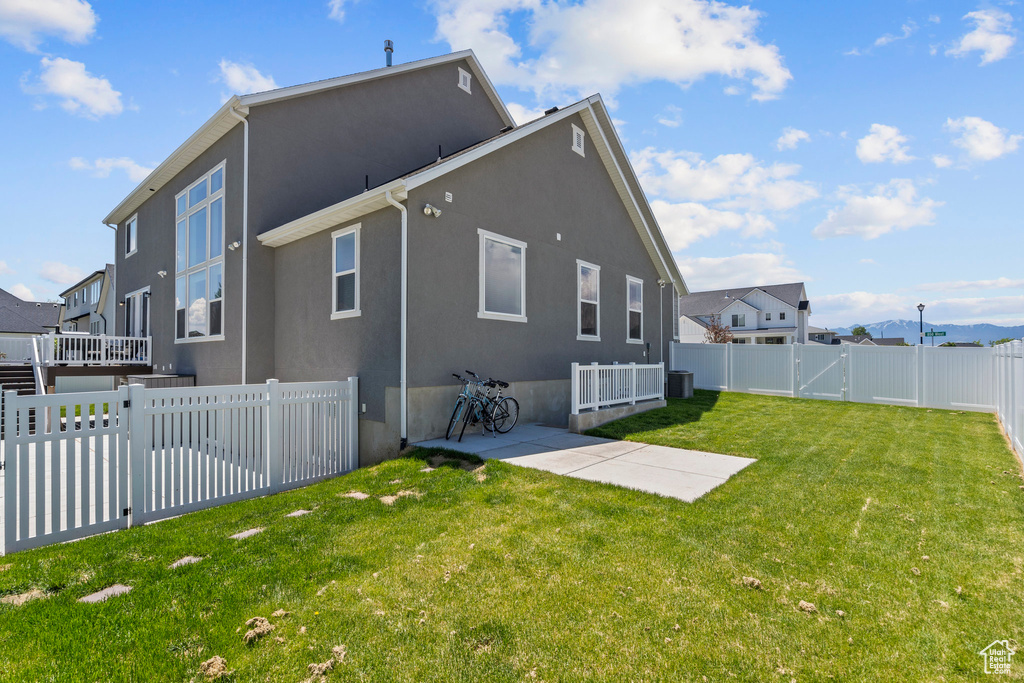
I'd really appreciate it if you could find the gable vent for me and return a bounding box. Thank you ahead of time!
[571,123,585,157]
[458,67,472,94]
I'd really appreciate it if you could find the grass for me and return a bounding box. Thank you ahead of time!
[1,390,1022,681]
[58,403,108,419]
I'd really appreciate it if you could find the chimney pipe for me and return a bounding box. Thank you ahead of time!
[384,39,394,67]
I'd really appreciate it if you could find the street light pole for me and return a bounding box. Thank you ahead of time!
[917,303,925,346]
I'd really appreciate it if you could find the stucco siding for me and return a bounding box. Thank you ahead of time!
[406,111,674,393]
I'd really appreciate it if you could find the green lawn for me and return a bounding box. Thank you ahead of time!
[1,390,1022,681]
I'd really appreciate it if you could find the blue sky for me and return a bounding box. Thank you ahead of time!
[0,0,1021,328]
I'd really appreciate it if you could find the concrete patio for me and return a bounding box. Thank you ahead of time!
[415,424,756,502]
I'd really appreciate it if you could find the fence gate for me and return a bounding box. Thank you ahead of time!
[2,387,130,554]
[797,344,846,401]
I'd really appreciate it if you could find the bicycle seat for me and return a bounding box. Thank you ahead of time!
[490,379,510,388]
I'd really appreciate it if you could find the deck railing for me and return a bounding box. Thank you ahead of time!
[42,333,151,367]
[571,362,665,414]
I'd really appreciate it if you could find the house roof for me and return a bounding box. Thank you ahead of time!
[58,267,107,298]
[730,326,798,336]
[0,288,60,331]
[807,326,833,334]
[836,335,906,346]
[103,51,514,227]
[257,95,688,295]
[0,306,49,334]
[678,282,807,316]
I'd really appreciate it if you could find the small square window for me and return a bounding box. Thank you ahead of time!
[571,123,585,157]
[780,311,786,321]
[479,229,527,323]
[765,312,771,321]
[732,313,746,328]
[458,67,472,94]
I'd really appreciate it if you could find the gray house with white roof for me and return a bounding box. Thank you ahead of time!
[104,50,687,464]
[678,282,810,345]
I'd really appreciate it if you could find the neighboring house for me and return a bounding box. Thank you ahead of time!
[677,283,810,345]
[58,265,116,335]
[103,50,687,464]
[836,335,906,346]
[0,288,61,339]
[807,326,837,344]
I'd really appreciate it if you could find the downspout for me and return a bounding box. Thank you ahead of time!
[659,281,664,364]
[228,106,250,384]
[384,188,408,449]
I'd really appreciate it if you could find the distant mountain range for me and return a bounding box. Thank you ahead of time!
[830,319,1024,345]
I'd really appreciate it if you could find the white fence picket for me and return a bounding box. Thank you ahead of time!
[1,378,359,554]
[571,363,664,414]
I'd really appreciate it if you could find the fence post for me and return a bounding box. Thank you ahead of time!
[3,390,17,554]
[629,362,636,405]
[267,379,282,492]
[792,343,800,398]
[116,384,130,528]
[916,345,926,408]
[347,377,359,471]
[127,383,145,527]
[726,341,733,391]
[659,361,665,399]
[591,362,599,411]
[570,363,579,415]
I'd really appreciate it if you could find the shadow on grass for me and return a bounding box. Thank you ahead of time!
[585,389,721,439]
[409,445,484,469]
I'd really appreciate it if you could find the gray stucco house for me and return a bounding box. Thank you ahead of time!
[104,50,687,464]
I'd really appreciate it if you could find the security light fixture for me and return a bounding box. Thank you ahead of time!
[423,204,442,218]
[228,241,242,251]
[157,270,167,278]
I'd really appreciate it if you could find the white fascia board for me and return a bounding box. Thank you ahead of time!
[584,97,687,297]
[103,98,244,226]
[258,180,408,248]
[723,299,759,314]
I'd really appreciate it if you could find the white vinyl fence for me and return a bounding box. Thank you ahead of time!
[670,342,998,412]
[0,338,33,365]
[1,377,358,554]
[46,333,151,367]
[571,362,665,414]
[995,340,1023,460]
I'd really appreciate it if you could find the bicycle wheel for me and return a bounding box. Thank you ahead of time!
[491,396,519,433]
[458,399,477,442]
[445,397,466,440]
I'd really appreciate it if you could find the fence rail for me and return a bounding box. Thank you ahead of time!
[670,341,1001,413]
[571,362,664,414]
[1,377,358,554]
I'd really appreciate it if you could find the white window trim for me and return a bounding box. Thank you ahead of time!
[626,275,643,344]
[174,160,226,344]
[331,224,361,320]
[779,311,787,321]
[458,67,472,94]
[478,228,527,323]
[571,123,585,157]
[125,214,138,258]
[765,312,772,321]
[577,259,600,341]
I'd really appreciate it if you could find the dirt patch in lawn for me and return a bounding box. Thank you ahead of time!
[243,616,275,644]
[1,589,47,606]
[379,491,422,505]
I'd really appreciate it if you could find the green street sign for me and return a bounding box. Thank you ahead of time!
[925,331,946,337]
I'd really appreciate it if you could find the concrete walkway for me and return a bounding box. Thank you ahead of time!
[415,425,755,502]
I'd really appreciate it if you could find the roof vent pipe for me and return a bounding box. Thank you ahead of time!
[384,40,394,67]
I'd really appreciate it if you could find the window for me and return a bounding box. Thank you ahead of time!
[331,224,360,319]
[175,162,225,341]
[577,260,600,340]
[125,215,138,257]
[124,288,150,338]
[627,276,643,343]
[571,123,585,157]
[458,67,472,94]
[478,229,527,322]
[732,313,746,327]
[779,311,786,321]
[765,312,771,321]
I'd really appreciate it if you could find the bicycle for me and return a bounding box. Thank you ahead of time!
[445,373,478,440]
[456,370,519,441]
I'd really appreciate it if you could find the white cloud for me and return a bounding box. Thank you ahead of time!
[506,102,548,125]
[431,0,792,103]
[813,179,942,240]
[327,0,352,23]
[816,291,907,321]
[9,283,36,301]
[856,123,914,164]
[0,261,12,275]
[917,277,1024,292]
[931,154,953,168]
[656,105,683,128]
[676,252,805,291]
[947,9,1016,65]
[0,0,96,51]
[651,200,773,251]
[928,15,940,25]
[945,116,1022,161]
[875,20,917,47]
[28,57,122,118]
[859,258,878,265]
[69,156,153,183]
[39,261,85,285]
[632,147,818,212]
[218,59,278,96]
[776,127,809,151]
[815,290,1024,327]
